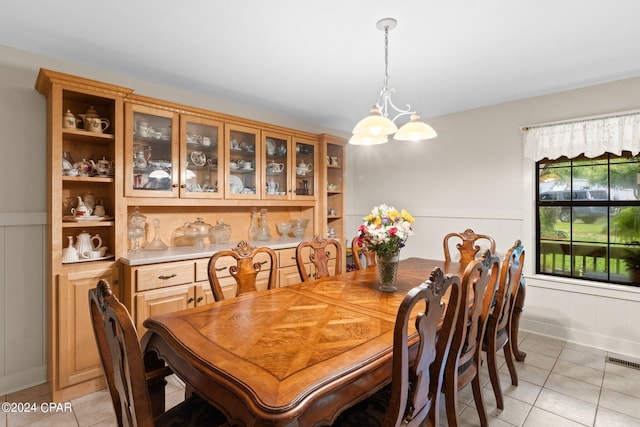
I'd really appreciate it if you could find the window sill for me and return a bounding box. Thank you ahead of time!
[525,273,640,301]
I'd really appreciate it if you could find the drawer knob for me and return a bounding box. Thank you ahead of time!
[215,266,228,272]
[158,274,177,280]
[197,296,204,303]
[187,297,194,303]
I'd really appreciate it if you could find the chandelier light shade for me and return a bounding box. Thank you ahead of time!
[350,18,437,145]
[394,114,437,141]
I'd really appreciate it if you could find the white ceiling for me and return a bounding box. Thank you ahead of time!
[3,0,640,134]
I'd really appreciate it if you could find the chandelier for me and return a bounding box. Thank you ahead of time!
[349,18,437,145]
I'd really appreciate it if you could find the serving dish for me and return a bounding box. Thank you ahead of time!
[229,175,244,194]
[190,151,206,166]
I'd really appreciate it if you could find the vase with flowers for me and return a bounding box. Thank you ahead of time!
[356,204,415,292]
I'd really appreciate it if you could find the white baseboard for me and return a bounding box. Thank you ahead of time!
[520,318,640,359]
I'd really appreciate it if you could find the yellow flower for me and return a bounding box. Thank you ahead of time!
[373,217,382,227]
[388,210,400,221]
[401,209,415,223]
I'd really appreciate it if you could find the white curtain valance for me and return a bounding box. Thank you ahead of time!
[523,113,640,161]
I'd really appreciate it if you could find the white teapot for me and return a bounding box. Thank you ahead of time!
[266,178,279,194]
[75,231,103,259]
[296,160,313,176]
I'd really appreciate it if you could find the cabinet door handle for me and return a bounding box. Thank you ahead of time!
[180,184,187,188]
[216,266,228,272]
[172,183,179,188]
[196,296,204,303]
[187,297,194,303]
[258,260,268,265]
[158,274,177,280]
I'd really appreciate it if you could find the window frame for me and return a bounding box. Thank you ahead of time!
[535,152,640,286]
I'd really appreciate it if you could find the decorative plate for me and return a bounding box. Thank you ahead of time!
[229,175,244,194]
[190,151,206,166]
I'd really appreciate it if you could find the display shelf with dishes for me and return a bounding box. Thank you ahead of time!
[292,138,317,200]
[320,134,347,247]
[225,124,260,199]
[125,102,179,198]
[181,115,224,199]
[262,132,291,199]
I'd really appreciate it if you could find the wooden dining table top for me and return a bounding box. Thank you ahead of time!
[142,257,465,427]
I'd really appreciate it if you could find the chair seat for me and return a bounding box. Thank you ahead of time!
[157,394,227,427]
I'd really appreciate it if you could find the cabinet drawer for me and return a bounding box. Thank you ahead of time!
[195,258,210,282]
[279,248,298,268]
[136,261,195,292]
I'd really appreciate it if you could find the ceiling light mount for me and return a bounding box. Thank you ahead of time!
[350,17,437,145]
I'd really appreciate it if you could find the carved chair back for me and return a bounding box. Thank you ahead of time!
[443,228,496,268]
[385,267,462,427]
[207,240,277,301]
[296,234,343,281]
[89,279,161,427]
[443,249,500,427]
[351,236,377,270]
[483,240,525,409]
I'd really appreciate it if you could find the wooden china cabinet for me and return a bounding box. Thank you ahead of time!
[37,68,347,402]
[35,69,131,401]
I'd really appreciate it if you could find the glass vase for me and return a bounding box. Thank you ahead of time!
[376,252,400,292]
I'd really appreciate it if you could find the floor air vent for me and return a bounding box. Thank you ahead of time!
[606,356,640,370]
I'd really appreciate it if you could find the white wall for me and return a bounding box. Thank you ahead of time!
[346,75,640,358]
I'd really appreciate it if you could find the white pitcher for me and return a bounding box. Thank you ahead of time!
[75,231,103,259]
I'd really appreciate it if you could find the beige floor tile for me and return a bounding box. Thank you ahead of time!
[520,335,565,358]
[603,370,640,399]
[86,417,118,427]
[605,360,640,382]
[6,405,77,427]
[552,359,604,387]
[491,373,542,405]
[559,347,606,371]
[544,372,601,405]
[516,350,557,372]
[534,388,596,426]
[474,391,532,426]
[71,389,115,427]
[563,342,607,358]
[512,363,550,387]
[0,413,5,427]
[458,404,516,427]
[523,407,586,427]
[594,407,640,427]
[599,388,640,419]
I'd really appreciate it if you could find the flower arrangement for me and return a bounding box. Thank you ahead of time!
[356,204,415,259]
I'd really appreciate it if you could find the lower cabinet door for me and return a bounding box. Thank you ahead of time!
[58,267,119,389]
[135,285,196,334]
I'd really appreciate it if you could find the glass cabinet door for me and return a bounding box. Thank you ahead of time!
[262,131,291,199]
[125,103,179,197]
[180,115,224,199]
[225,124,260,199]
[292,137,318,200]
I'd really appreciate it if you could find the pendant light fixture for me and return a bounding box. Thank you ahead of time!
[349,18,437,145]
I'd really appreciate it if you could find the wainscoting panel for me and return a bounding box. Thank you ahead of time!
[0,212,47,395]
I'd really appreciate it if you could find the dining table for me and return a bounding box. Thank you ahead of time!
[141,257,524,427]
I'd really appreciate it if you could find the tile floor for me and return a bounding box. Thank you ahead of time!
[2,332,640,426]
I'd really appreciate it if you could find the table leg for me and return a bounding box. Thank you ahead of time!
[510,278,527,361]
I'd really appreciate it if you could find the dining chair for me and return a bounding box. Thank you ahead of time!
[350,236,377,270]
[443,228,496,268]
[296,234,343,281]
[332,267,462,427]
[89,279,228,427]
[207,240,277,301]
[443,248,500,427]
[483,240,525,409]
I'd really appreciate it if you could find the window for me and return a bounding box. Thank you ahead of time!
[536,152,640,286]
